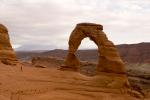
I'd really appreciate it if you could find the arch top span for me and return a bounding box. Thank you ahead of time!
[60,23,126,74]
[77,23,103,30]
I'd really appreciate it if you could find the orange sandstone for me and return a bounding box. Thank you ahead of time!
[0,24,17,65]
[60,23,125,74]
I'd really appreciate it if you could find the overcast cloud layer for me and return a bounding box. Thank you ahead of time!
[0,0,150,50]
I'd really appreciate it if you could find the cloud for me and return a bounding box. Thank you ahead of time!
[0,0,150,50]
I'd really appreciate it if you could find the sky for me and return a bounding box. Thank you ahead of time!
[0,0,150,50]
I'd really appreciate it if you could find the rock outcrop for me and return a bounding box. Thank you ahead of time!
[0,24,17,65]
[60,23,126,74]
[0,64,141,100]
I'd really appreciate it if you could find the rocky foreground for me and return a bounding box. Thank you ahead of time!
[0,62,147,100]
[32,57,150,98]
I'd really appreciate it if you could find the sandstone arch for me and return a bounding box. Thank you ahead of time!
[0,24,17,65]
[61,23,125,74]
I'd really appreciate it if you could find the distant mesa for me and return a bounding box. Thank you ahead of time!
[60,23,126,74]
[0,24,18,65]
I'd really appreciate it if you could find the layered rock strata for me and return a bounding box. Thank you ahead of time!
[0,24,17,65]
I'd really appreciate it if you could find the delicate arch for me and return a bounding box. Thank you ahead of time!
[60,23,125,74]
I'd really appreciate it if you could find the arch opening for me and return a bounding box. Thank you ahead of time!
[76,37,98,76]
[78,37,97,50]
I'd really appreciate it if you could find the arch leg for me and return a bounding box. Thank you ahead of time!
[60,27,86,71]
[89,30,125,74]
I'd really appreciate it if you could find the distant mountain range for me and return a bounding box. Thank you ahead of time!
[16,42,150,64]
[117,42,150,63]
[15,44,57,51]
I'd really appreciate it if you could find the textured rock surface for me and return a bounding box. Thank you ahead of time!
[60,23,125,74]
[0,63,141,100]
[29,56,150,97]
[0,24,17,65]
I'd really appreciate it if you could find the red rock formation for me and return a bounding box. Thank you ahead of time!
[60,23,126,74]
[0,24,17,65]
